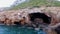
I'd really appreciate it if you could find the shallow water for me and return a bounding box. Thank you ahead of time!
[0,25,47,34]
[0,25,37,34]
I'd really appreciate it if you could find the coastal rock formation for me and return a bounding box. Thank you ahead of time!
[0,7,60,25]
[0,7,60,34]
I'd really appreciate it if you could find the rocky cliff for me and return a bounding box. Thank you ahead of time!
[0,7,60,25]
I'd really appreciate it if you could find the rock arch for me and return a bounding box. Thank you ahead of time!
[28,12,51,24]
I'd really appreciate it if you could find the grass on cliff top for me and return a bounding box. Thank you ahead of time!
[12,0,60,10]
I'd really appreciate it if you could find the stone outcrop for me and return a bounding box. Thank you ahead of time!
[0,7,60,25]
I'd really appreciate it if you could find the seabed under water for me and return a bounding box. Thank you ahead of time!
[0,25,48,34]
[0,25,38,34]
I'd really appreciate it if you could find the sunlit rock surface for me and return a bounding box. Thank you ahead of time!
[0,7,60,25]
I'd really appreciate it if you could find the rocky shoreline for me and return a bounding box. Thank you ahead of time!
[0,7,60,34]
[0,7,60,25]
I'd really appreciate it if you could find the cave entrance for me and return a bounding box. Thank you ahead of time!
[14,21,20,25]
[28,12,51,24]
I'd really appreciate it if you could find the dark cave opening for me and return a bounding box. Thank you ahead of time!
[14,21,20,25]
[28,12,51,24]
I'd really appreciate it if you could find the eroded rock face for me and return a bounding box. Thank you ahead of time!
[0,7,60,25]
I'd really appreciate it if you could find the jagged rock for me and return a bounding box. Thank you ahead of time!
[0,7,60,25]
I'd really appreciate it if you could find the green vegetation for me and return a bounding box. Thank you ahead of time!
[12,0,60,9]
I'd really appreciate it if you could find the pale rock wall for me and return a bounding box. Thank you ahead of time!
[0,7,60,25]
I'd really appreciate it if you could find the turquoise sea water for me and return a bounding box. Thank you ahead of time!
[0,25,37,34]
[0,25,47,34]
